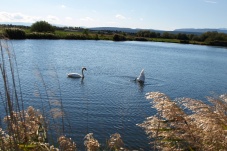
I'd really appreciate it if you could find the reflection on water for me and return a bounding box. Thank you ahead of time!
[137,81,145,91]
[3,40,227,150]
[80,78,85,85]
[129,78,145,92]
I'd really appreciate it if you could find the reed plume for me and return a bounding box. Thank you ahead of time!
[58,135,76,151]
[138,92,227,151]
[84,133,100,151]
[107,133,125,151]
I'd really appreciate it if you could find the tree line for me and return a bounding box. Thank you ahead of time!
[1,21,227,46]
[136,30,227,45]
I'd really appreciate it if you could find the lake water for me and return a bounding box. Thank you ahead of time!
[4,40,227,150]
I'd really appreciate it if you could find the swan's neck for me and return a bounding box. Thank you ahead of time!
[81,69,84,78]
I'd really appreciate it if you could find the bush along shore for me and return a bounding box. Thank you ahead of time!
[1,21,227,47]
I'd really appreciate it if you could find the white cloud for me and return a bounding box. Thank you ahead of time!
[46,15,59,23]
[0,12,64,25]
[0,12,11,21]
[115,14,126,20]
[80,17,94,21]
[0,11,41,22]
[65,17,72,21]
[0,11,73,26]
[140,18,144,21]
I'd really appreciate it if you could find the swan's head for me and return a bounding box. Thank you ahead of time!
[82,67,87,71]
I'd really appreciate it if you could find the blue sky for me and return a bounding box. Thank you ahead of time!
[0,0,226,30]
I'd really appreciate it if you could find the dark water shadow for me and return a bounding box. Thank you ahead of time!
[136,80,145,91]
[80,78,84,85]
[67,76,85,86]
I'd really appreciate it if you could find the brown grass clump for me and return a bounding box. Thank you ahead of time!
[83,133,126,151]
[138,92,227,151]
[0,128,13,150]
[1,105,75,151]
[84,133,100,151]
[107,133,124,150]
[4,106,46,144]
[58,135,76,151]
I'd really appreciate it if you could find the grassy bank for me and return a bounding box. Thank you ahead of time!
[1,24,227,47]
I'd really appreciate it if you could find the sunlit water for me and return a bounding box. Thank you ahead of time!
[2,40,227,150]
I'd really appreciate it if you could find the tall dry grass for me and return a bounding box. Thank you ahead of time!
[0,37,24,150]
[0,38,76,150]
[138,92,227,151]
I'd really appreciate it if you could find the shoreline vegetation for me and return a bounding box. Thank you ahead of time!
[0,21,227,47]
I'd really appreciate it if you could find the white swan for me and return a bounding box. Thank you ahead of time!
[68,67,87,78]
[136,69,145,83]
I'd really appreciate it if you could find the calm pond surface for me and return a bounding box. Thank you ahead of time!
[5,40,227,149]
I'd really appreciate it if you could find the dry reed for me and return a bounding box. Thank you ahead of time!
[0,38,76,150]
[138,92,227,151]
[84,133,100,151]
[107,133,125,151]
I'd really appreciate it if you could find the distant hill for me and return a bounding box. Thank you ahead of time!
[89,27,227,35]
[88,27,205,35]
[0,22,32,26]
[88,27,155,33]
[174,28,227,34]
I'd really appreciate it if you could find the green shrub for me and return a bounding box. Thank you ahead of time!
[208,40,227,46]
[134,37,148,41]
[64,33,87,40]
[180,40,189,44]
[30,21,55,33]
[26,32,58,39]
[113,34,126,41]
[4,28,26,39]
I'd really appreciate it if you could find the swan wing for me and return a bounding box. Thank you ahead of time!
[67,73,82,78]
